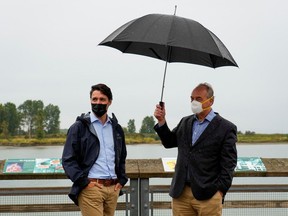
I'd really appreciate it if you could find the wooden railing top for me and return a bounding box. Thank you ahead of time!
[0,158,288,180]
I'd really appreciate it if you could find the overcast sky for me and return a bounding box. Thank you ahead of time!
[1,0,287,134]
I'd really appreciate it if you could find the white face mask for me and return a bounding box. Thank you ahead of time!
[191,96,213,114]
[191,100,203,114]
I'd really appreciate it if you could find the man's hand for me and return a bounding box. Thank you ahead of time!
[114,183,123,191]
[154,103,166,126]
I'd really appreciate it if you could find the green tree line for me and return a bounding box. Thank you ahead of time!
[125,116,156,134]
[0,100,157,140]
[0,100,60,139]
[1,100,288,145]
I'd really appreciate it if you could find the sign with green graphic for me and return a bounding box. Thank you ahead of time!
[235,157,266,172]
[3,158,64,174]
[162,157,266,172]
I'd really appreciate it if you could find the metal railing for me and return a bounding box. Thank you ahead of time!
[0,158,287,216]
[0,181,288,215]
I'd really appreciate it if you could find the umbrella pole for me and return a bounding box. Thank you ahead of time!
[159,60,168,107]
[160,46,172,107]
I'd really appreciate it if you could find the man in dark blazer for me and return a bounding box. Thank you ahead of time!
[154,82,237,216]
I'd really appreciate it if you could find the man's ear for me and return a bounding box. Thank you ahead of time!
[210,97,214,105]
[108,100,112,106]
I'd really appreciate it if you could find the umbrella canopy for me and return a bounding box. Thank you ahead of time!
[99,13,238,102]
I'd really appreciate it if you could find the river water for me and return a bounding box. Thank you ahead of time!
[1,143,287,159]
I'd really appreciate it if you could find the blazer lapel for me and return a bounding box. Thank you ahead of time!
[187,115,196,147]
[193,115,221,146]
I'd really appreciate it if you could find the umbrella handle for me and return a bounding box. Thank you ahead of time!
[159,101,164,108]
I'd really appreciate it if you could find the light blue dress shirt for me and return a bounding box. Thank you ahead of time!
[88,112,117,179]
[192,110,216,145]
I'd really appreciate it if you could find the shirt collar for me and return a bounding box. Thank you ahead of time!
[194,109,216,122]
[90,112,111,124]
[206,109,216,122]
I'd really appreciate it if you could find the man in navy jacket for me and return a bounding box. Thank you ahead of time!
[62,83,128,216]
[154,82,237,216]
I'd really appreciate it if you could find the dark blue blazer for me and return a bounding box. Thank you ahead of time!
[155,113,237,201]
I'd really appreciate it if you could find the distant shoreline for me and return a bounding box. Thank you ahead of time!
[0,141,288,147]
[236,142,288,145]
[0,133,287,146]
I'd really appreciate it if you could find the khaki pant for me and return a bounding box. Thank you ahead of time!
[78,184,119,216]
[172,186,223,216]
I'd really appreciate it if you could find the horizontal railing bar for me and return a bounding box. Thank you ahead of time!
[150,200,288,209]
[0,187,70,195]
[1,201,287,213]
[0,204,79,213]
[224,200,288,208]
[0,186,128,196]
[149,185,288,193]
[0,203,128,213]
[229,184,288,192]
[1,185,287,196]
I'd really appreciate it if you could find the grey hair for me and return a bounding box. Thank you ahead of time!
[196,82,214,98]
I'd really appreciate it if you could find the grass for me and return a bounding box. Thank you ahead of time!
[237,133,288,143]
[0,133,288,146]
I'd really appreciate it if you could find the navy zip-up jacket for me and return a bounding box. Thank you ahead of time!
[62,112,128,205]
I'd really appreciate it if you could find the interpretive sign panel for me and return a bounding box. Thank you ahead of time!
[235,157,266,172]
[3,158,64,174]
[162,157,266,172]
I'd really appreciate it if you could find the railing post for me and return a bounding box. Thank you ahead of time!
[129,178,139,216]
[140,178,149,216]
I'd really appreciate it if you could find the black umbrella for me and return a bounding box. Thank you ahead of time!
[99,13,238,104]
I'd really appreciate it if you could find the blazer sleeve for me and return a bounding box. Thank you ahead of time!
[154,122,178,148]
[217,123,238,195]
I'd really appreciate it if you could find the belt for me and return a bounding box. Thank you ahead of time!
[89,178,118,187]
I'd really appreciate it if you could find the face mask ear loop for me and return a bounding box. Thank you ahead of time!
[201,96,214,111]
[202,106,211,111]
[202,96,214,104]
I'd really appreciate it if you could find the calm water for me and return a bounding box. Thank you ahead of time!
[1,143,288,159]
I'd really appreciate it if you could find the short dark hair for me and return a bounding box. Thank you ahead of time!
[90,83,113,100]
